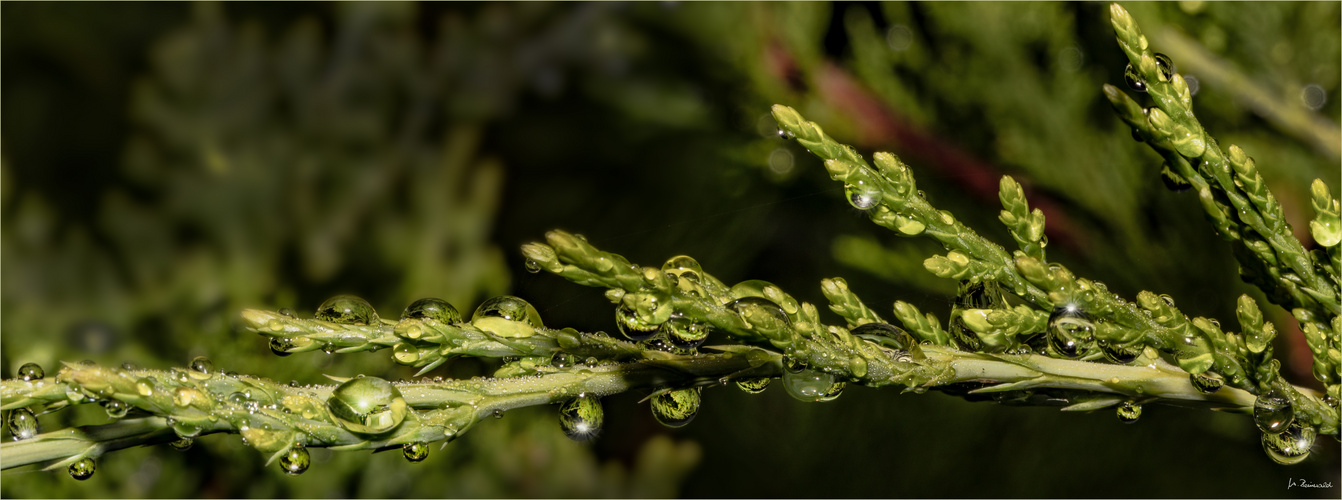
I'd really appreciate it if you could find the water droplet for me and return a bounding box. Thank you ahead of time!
[1253,387,1294,434]
[1047,305,1094,358]
[120,361,140,371]
[524,258,543,273]
[403,442,430,462]
[102,400,130,419]
[1116,402,1142,423]
[280,443,310,475]
[782,368,845,402]
[315,295,379,325]
[189,356,214,375]
[734,377,771,394]
[68,458,96,481]
[892,215,926,236]
[777,128,794,140]
[401,298,461,324]
[851,322,915,349]
[392,343,422,364]
[1190,371,1224,394]
[727,297,790,336]
[278,308,296,317]
[1123,64,1147,92]
[17,363,44,382]
[135,378,155,397]
[550,352,577,368]
[651,388,701,428]
[615,305,659,341]
[559,395,605,441]
[1099,341,1140,364]
[845,182,879,210]
[1131,128,1144,142]
[168,418,201,438]
[660,313,711,349]
[472,296,543,328]
[849,356,869,379]
[169,437,193,451]
[326,376,408,434]
[7,408,39,440]
[78,359,98,367]
[269,337,297,357]
[1261,421,1317,465]
[493,409,503,419]
[1153,52,1175,81]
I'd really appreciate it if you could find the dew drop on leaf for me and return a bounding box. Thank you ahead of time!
[7,408,39,440]
[1261,421,1316,465]
[401,298,461,324]
[68,458,95,481]
[472,295,543,328]
[558,395,604,441]
[1099,341,1140,364]
[1123,64,1147,92]
[102,400,130,419]
[326,376,408,434]
[1153,52,1175,81]
[1253,387,1294,434]
[280,443,311,475]
[1047,305,1094,358]
[651,388,701,428]
[189,356,214,375]
[660,313,710,349]
[169,438,193,451]
[734,377,771,394]
[403,442,430,462]
[17,363,43,382]
[1190,371,1224,394]
[1116,402,1142,424]
[315,295,379,325]
[782,368,845,402]
[615,304,659,341]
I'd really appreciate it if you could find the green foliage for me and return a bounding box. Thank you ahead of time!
[3,1,1340,497]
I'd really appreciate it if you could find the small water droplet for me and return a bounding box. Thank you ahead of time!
[280,443,311,475]
[776,128,794,140]
[401,298,461,324]
[651,388,701,428]
[1190,371,1224,394]
[660,313,711,350]
[189,356,214,375]
[1254,387,1294,434]
[558,395,604,441]
[403,442,430,462]
[315,295,379,325]
[102,400,130,419]
[168,417,201,438]
[734,378,771,394]
[524,259,543,273]
[1116,402,1142,423]
[169,437,193,451]
[68,458,96,481]
[120,361,140,371]
[269,337,296,357]
[1048,305,1094,358]
[1131,128,1144,142]
[278,307,296,317]
[326,376,408,434]
[845,182,879,210]
[1261,421,1316,465]
[7,408,39,440]
[615,305,659,341]
[1124,64,1147,92]
[393,343,422,364]
[17,363,44,382]
[493,409,503,419]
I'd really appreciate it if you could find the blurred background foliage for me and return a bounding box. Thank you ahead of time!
[1,1,1338,497]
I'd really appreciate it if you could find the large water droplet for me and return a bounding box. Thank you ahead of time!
[1116,402,1142,424]
[734,378,771,394]
[1253,387,1294,434]
[524,259,543,273]
[280,443,310,475]
[316,295,379,325]
[1190,371,1224,394]
[1124,64,1147,92]
[559,395,604,441]
[326,376,408,435]
[1048,305,1094,358]
[660,313,710,349]
[401,298,461,324]
[189,356,214,376]
[1153,52,1175,81]
[851,322,915,349]
[68,458,96,481]
[392,343,422,364]
[782,368,845,402]
[403,442,430,462]
[651,388,701,428]
[845,182,879,210]
[727,297,790,335]
[472,296,543,328]
[102,400,130,419]
[1261,421,1317,465]
[168,417,201,438]
[615,305,659,341]
[17,363,44,382]
[7,408,39,440]
[269,337,298,357]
